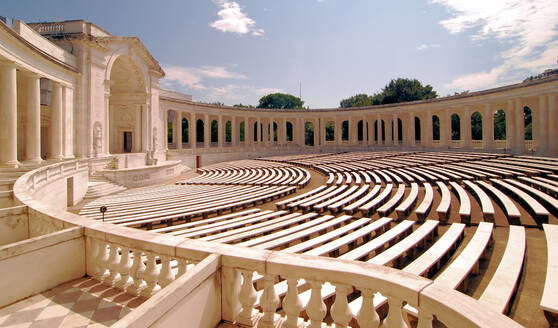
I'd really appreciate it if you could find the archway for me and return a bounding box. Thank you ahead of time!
[211,120,218,144]
[325,121,335,141]
[414,117,421,142]
[471,112,482,140]
[239,121,245,142]
[357,120,364,142]
[451,114,461,140]
[432,115,440,140]
[225,120,232,143]
[524,106,532,140]
[108,55,146,154]
[253,122,258,142]
[397,118,403,142]
[182,118,189,144]
[494,109,506,141]
[305,122,314,146]
[286,121,294,142]
[196,119,204,143]
[341,120,349,141]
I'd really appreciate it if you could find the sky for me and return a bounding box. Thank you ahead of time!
[3,0,558,108]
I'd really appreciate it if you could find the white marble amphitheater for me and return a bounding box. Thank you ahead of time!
[1,17,558,328]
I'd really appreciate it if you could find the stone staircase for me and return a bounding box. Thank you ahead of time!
[84,174,126,199]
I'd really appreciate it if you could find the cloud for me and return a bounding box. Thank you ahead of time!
[416,43,441,51]
[160,64,281,105]
[161,65,247,90]
[210,0,264,36]
[431,0,558,91]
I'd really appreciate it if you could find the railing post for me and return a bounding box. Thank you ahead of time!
[331,283,352,327]
[106,242,121,286]
[417,309,434,328]
[176,258,188,278]
[282,277,302,328]
[141,252,160,297]
[238,269,258,326]
[127,249,146,296]
[357,288,380,328]
[95,240,109,281]
[159,255,175,288]
[384,296,407,328]
[116,247,132,290]
[260,274,280,328]
[306,280,326,328]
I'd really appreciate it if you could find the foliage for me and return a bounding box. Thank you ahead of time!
[325,121,335,141]
[239,121,245,142]
[341,120,349,141]
[225,121,232,143]
[451,114,460,140]
[471,112,482,140]
[304,122,314,146]
[339,78,437,108]
[432,116,440,140]
[233,103,255,108]
[257,93,304,109]
[494,110,506,140]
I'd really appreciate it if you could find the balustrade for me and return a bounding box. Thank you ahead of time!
[471,140,485,149]
[494,140,508,150]
[86,236,194,299]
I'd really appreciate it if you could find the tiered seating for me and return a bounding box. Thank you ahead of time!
[542,224,558,326]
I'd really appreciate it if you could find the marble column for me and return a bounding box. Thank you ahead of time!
[515,98,525,153]
[425,111,432,148]
[536,95,548,153]
[218,115,223,148]
[548,94,557,154]
[190,113,196,150]
[483,104,493,150]
[393,114,399,146]
[135,106,142,152]
[176,111,183,150]
[141,105,149,151]
[0,63,19,167]
[22,72,42,163]
[231,116,237,147]
[463,106,471,149]
[204,114,210,148]
[50,82,63,160]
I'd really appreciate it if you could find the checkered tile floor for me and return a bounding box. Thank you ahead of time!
[0,277,146,327]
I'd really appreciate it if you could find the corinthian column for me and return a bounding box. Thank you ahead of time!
[0,63,19,167]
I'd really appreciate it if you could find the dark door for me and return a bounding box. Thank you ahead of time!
[124,131,132,153]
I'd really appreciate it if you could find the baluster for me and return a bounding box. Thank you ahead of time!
[238,269,258,326]
[357,288,380,328]
[331,284,352,328]
[383,296,407,328]
[417,309,433,328]
[306,280,326,328]
[260,274,279,328]
[282,277,303,328]
[127,249,146,296]
[95,240,109,281]
[176,258,188,278]
[87,237,100,278]
[106,243,121,286]
[116,247,132,290]
[159,255,175,288]
[141,253,160,297]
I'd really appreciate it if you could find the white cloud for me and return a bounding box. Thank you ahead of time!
[431,0,558,91]
[210,0,264,36]
[161,65,247,90]
[416,43,441,51]
[160,64,281,105]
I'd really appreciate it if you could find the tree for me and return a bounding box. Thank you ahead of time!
[257,93,304,109]
[381,78,437,104]
[339,78,437,108]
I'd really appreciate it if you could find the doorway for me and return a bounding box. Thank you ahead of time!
[123,131,132,153]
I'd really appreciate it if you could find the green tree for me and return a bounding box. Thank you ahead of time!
[339,78,437,108]
[257,93,304,109]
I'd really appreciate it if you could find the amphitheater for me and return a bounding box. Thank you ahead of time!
[0,17,557,328]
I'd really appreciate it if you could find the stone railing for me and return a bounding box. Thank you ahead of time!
[525,140,534,151]
[432,140,441,147]
[471,139,485,149]
[450,140,463,149]
[11,160,525,328]
[20,159,89,194]
[494,139,508,150]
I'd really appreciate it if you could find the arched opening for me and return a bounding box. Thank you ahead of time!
[286,121,293,142]
[108,55,146,154]
[451,114,461,140]
[374,120,378,142]
[239,121,245,142]
[471,112,482,140]
[253,122,258,142]
[182,118,189,144]
[357,120,364,142]
[414,117,421,142]
[494,109,506,141]
[305,122,314,146]
[432,115,440,140]
[341,120,349,141]
[211,120,218,144]
[325,121,335,141]
[391,120,394,141]
[381,120,385,142]
[196,119,204,143]
[397,118,403,142]
[167,112,173,144]
[225,120,232,143]
[524,106,532,140]
[273,122,278,142]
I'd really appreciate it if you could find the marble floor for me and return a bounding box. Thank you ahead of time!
[0,277,146,327]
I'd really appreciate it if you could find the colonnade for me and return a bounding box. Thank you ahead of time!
[0,62,73,167]
[163,90,558,155]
